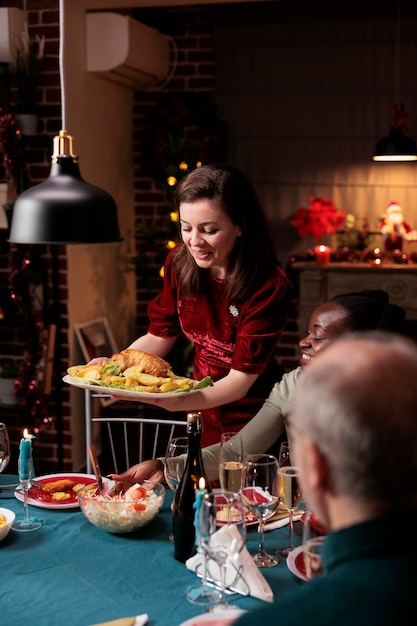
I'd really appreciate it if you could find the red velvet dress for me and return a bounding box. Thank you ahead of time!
[147,247,291,446]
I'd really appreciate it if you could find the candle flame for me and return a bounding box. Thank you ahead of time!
[199,477,206,489]
[23,428,29,438]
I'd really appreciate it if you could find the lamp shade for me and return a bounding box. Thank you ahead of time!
[9,131,122,244]
[373,127,417,162]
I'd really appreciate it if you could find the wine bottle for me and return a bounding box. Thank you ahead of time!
[172,411,211,563]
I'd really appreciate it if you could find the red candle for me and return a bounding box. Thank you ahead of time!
[314,245,331,265]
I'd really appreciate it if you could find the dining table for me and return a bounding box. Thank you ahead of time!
[0,474,304,626]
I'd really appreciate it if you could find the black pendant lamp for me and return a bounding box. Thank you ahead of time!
[9,130,122,243]
[373,104,417,162]
[373,0,417,162]
[9,0,122,244]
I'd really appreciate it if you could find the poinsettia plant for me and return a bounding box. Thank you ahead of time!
[291,196,346,241]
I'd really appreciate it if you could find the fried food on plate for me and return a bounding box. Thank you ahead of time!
[42,478,77,494]
[66,349,213,395]
[111,349,170,377]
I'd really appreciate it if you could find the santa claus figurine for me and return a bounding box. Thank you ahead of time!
[380,201,417,251]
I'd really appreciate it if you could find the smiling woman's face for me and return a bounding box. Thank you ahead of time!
[299,303,349,368]
[179,198,241,279]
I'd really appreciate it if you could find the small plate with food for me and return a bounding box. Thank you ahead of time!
[215,493,258,527]
[14,473,113,510]
[64,348,213,399]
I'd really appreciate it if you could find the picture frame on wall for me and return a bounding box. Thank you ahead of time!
[74,317,118,407]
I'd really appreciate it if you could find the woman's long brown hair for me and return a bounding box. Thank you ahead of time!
[172,164,280,302]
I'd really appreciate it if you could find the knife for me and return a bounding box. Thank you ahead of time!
[88,443,104,495]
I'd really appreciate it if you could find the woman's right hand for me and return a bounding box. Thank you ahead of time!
[108,459,165,493]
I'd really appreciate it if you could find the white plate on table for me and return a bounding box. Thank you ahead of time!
[286,544,308,581]
[14,473,113,510]
[63,374,203,400]
[178,609,246,626]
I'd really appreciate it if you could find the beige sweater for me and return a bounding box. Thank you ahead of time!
[202,366,302,480]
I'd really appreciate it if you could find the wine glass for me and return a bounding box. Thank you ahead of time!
[241,453,280,568]
[302,509,326,579]
[218,432,244,494]
[198,489,247,611]
[165,436,188,541]
[276,441,302,558]
[165,436,188,494]
[0,423,10,474]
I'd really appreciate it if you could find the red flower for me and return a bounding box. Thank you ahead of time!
[291,196,346,241]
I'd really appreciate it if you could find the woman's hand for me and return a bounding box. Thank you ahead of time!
[108,459,165,493]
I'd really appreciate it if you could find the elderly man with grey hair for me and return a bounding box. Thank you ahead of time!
[235,331,417,626]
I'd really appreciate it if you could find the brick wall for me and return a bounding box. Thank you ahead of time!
[0,0,69,474]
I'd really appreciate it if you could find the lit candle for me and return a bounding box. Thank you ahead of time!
[193,477,208,547]
[370,257,382,267]
[19,428,34,482]
[314,245,331,265]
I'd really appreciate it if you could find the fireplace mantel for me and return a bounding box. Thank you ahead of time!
[291,262,417,337]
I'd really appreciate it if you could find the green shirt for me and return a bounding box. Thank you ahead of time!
[235,510,417,626]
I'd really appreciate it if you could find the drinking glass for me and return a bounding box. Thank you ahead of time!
[0,423,10,474]
[165,436,188,494]
[198,489,247,611]
[165,436,188,541]
[302,510,326,579]
[12,457,42,532]
[218,432,244,494]
[277,441,302,558]
[241,453,280,568]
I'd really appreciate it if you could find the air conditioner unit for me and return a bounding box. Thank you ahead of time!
[0,7,26,64]
[86,12,170,89]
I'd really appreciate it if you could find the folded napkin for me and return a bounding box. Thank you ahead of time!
[186,525,273,603]
[89,614,148,626]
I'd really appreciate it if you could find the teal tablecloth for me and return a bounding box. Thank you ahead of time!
[0,475,303,626]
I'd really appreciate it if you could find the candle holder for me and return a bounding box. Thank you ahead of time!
[12,459,42,532]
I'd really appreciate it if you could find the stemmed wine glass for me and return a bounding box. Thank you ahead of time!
[218,432,244,494]
[165,436,188,541]
[302,509,326,579]
[198,489,247,611]
[241,453,280,568]
[0,423,10,474]
[276,441,302,558]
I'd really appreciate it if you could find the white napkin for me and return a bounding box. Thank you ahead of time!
[186,525,273,603]
[89,614,148,626]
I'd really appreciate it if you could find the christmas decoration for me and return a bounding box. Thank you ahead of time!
[379,201,417,252]
[291,196,346,241]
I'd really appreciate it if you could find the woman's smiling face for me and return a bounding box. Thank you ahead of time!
[179,199,242,279]
[299,303,350,368]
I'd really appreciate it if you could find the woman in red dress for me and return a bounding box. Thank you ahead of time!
[123,164,291,446]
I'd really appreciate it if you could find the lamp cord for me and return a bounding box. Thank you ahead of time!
[394,0,402,104]
[59,0,66,130]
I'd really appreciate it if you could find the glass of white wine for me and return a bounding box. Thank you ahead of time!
[218,432,244,493]
[277,441,302,558]
[241,453,280,568]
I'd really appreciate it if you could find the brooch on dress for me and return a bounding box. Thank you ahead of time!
[229,304,239,317]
